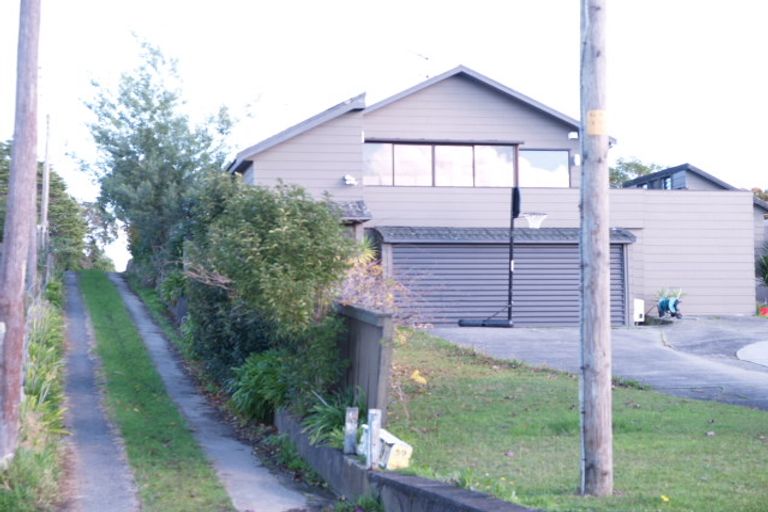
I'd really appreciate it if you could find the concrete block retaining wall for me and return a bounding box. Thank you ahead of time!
[275,409,536,512]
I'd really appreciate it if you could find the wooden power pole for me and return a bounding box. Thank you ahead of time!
[41,115,51,286]
[0,0,42,466]
[579,0,613,496]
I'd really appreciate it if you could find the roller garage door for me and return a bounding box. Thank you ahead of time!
[376,226,634,326]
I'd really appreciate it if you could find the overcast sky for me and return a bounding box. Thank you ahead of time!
[2,0,767,268]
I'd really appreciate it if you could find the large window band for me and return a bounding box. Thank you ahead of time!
[363,142,569,188]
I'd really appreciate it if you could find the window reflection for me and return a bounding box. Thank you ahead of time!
[434,146,473,186]
[362,143,570,188]
[519,150,569,188]
[475,145,515,187]
[363,143,393,185]
[394,145,432,186]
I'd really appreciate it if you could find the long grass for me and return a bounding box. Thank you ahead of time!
[78,270,234,512]
[387,330,768,512]
[0,293,67,511]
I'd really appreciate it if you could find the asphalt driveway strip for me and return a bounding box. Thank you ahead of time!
[432,315,768,410]
[64,272,140,512]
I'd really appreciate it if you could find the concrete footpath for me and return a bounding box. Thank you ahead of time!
[433,315,768,410]
[63,272,140,512]
[108,273,316,512]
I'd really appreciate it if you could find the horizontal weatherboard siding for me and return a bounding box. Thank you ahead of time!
[250,111,364,202]
[364,75,578,148]
[366,188,756,316]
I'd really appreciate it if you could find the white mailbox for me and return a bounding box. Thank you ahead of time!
[357,425,413,470]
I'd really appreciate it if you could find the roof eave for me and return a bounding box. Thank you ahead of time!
[230,92,366,173]
[623,163,736,190]
[364,65,580,130]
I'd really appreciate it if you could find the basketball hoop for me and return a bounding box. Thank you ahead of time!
[521,212,547,229]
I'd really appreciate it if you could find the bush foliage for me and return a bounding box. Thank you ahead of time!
[758,242,768,288]
[1,140,87,270]
[86,43,231,285]
[94,44,370,431]
[191,183,354,332]
[0,291,67,511]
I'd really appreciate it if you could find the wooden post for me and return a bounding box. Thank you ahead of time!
[343,407,358,455]
[366,409,382,470]
[40,115,51,286]
[579,0,613,496]
[0,0,42,466]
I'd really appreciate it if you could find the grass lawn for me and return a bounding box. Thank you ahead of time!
[78,270,234,512]
[386,330,768,512]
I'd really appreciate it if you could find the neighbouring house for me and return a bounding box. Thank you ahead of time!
[229,66,760,325]
[624,163,768,257]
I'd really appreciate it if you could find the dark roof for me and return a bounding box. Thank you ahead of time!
[336,200,372,223]
[623,163,768,212]
[228,93,366,173]
[373,226,636,244]
[623,163,734,190]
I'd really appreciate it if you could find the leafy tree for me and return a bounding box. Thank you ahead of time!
[752,187,768,203]
[46,173,87,270]
[85,43,231,284]
[609,157,663,188]
[81,201,117,270]
[1,140,86,270]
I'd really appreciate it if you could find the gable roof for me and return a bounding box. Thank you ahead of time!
[228,93,366,173]
[373,226,636,245]
[624,163,768,212]
[364,65,581,131]
[229,65,611,174]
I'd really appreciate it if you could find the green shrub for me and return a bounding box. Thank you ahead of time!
[280,317,347,415]
[228,316,347,422]
[183,282,275,383]
[0,301,67,510]
[334,495,384,512]
[302,387,367,447]
[758,253,768,288]
[189,183,354,335]
[229,349,289,422]
[23,303,66,432]
[43,279,64,309]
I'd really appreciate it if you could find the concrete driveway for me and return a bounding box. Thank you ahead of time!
[431,315,768,410]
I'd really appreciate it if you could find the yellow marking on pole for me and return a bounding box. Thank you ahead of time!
[586,109,608,135]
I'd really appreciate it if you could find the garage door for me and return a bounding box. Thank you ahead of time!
[391,243,627,326]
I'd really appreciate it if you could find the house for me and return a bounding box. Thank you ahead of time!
[229,66,760,325]
[624,163,768,256]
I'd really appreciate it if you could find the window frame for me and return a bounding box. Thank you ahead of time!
[364,141,573,188]
[364,140,527,188]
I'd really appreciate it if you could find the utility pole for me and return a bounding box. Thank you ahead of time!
[579,0,613,497]
[0,0,42,466]
[41,115,51,286]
